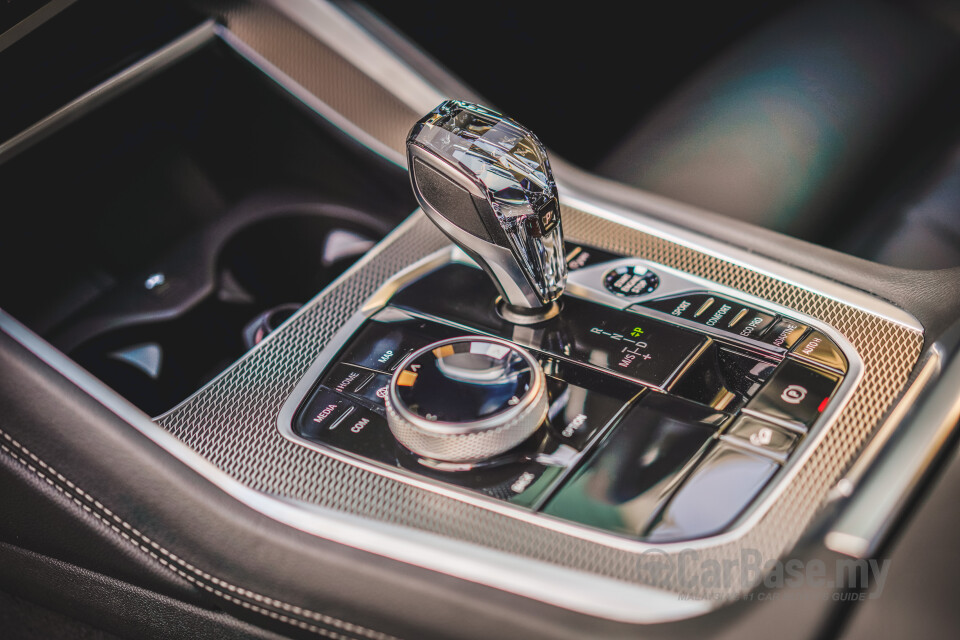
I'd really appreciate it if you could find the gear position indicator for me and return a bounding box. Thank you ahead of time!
[574,303,708,389]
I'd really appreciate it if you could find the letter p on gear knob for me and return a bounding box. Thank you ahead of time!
[407,100,566,322]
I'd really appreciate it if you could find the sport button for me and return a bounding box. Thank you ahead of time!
[745,360,841,430]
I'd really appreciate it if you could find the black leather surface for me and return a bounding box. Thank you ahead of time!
[0,543,293,640]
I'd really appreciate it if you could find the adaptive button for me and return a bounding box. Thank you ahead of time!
[759,318,809,350]
[791,330,848,373]
[724,415,799,461]
[322,364,374,396]
[644,444,779,542]
[745,359,841,430]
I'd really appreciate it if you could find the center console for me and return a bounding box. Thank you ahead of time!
[277,102,855,547]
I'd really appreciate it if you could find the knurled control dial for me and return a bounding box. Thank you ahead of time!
[385,336,547,463]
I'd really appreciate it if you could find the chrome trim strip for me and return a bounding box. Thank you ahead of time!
[0,0,76,54]
[825,345,960,558]
[0,20,217,165]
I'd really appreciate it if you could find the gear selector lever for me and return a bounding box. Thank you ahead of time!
[407,100,567,323]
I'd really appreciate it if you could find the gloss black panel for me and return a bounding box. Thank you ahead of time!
[390,263,708,388]
[634,292,777,339]
[644,444,779,542]
[564,243,620,272]
[668,343,777,412]
[294,316,640,506]
[541,395,727,537]
[544,374,637,451]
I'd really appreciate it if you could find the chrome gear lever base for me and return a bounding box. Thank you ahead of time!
[407,100,566,321]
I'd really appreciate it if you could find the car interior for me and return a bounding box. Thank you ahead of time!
[1,1,960,638]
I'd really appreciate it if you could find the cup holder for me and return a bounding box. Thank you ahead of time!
[68,202,382,416]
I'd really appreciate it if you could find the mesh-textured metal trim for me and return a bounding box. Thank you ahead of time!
[157,205,923,597]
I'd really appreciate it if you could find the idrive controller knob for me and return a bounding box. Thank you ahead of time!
[407,100,567,323]
[385,336,548,463]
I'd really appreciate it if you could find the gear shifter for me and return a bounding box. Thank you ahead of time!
[407,100,566,323]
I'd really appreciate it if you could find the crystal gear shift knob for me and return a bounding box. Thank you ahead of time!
[407,100,567,319]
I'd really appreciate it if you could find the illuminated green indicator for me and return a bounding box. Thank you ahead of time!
[630,327,644,337]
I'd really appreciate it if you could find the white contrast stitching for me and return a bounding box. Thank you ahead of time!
[0,429,401,640]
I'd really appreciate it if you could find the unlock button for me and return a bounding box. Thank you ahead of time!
[744,360,841,430]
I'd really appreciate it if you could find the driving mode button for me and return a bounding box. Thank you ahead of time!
[758,318,809,350]
[745,359,841,430]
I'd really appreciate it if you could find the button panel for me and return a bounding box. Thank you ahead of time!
[289,248,851,542]
[635,292,777,340]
